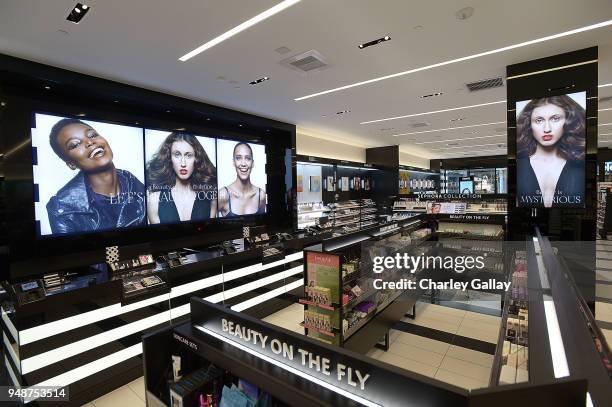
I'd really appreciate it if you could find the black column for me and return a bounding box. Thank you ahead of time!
[506,47,598,241]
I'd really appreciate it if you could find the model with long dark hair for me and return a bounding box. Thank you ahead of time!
[516,94,585,207]
[217,142,266,217]
[146,132,217,223]
[46,118,146,234]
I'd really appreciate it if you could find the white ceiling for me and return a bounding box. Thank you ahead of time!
[1,0,611,159]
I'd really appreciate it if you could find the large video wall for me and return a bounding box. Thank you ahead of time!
[32,113,268,237]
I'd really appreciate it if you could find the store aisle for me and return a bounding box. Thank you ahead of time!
[262,301,499,391]
[367,302,499,390]
[262,302,305,334]
[595,239,612,347]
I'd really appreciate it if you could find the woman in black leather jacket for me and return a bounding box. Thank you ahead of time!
[45,118,146,234]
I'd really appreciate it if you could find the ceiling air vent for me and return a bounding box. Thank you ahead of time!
[280,50,328,73]
[466,77,504,92]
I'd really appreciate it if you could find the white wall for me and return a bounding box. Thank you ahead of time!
[296,132,365,163]
[296,132,430,169]
[400,151,430,169]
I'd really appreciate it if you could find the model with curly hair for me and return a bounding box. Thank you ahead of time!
[516,94,585,208]
[146,133,217,223]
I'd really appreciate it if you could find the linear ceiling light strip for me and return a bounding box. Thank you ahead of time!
[391,121,505,137]
[295,19,612,101]
[179,0,301,61]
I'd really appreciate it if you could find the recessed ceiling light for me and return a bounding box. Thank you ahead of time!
[420,92,443,99]
[414,134,506,144]
[44,86,51,90]
[360,100,506,124]
[0,102,6,107]
[174,127,186,131]
[165,110,171,113]
[66,3,91,24]
[238,124,243,127]
[206,118,211,121]
[294,19,612,101]
[249,76,270,85]
[179,0,302,61]
[113,100,119,103]
[391,121,505,137]
[76,113,86,117]
[358,35,391,49]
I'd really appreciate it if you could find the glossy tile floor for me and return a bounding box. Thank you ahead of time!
[81,376,145,407]
[367,302,499,390]
[263,300,500,391]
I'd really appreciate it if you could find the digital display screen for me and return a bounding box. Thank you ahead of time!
[32,113,268,237]
[515,92,586,208]
[145,130,218,225]
[32,114,146,236]
[216,139,267,217]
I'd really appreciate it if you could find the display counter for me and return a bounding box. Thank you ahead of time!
[0,231,325,406]
[142,297,588,407]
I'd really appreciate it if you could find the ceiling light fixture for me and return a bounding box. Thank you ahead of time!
[179,0,301,61]
[432,142,502,151]
[249,76,270,85]
[420,92,443,98]
[414,134,505,145]
[358,35,391,49]
[360,100,506,124]
[391,121,505,137]
[66,3,91,24]
[294,19,612,101]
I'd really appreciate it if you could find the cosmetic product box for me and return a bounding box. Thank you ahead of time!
[169,364,224,407]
